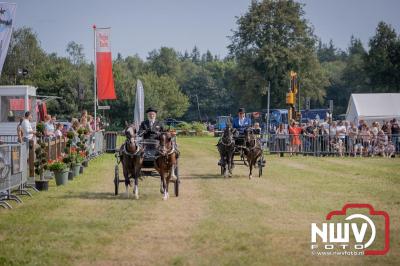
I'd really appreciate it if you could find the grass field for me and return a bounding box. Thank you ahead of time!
[0,136,399,266]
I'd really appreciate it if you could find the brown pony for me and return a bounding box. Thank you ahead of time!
[244,128,263,179]
[155,132,177,200]
[119,125,143,199]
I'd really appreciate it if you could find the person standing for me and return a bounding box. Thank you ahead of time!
[276,123,287,157]
[391,119,400,153]
[44,115,55,138]
[21,112,36,151]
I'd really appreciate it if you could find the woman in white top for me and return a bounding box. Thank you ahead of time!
[54,123,63,138]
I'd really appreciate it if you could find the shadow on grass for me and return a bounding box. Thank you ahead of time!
[181,174,242,180]
[55,191,152,200]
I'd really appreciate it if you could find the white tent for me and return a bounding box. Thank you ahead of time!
[346,93,400,125]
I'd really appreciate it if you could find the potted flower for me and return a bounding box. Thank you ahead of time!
[76,128,89,167]
[62,154,75,180]
[34,123,49,191]
[64,132,76,179]
[48,159,68,186]
[75,153,85,175]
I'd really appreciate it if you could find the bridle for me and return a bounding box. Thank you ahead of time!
[220,128,234,146]
[245,129,261,151]
[158,133,175,157]
[123,126,142,157]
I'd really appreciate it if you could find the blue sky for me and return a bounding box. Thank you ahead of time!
[10,0,400,61]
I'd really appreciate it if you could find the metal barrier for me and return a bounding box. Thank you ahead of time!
[0,142,30,209]
[266,134,400,156]
[90,130,105,157]
[0,135,18,144]
[105,131,118,153]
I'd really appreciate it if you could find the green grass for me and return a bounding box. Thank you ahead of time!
[0,136,399,265]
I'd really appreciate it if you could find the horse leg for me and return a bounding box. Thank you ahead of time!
[122,164,129,198]
[228,153,233,177]
[160,175,164,194]
[162,170,168,200]
[170,162,177,180]
[133,169,139,200]
[166,167,171,199]
[223,156,229,178]
[248,155,253,179]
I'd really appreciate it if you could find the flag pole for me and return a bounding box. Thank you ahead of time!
[93,24,97,131]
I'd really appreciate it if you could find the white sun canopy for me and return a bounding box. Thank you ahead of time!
[346,93,400,125]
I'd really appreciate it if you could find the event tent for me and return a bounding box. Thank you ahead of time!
[346,93,400,125]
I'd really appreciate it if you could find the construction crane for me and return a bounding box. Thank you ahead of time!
[286,71,301,122]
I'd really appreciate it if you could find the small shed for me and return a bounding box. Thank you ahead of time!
[0,85,37,136]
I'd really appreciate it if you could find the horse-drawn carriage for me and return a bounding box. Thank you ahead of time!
[114,126,180,200]
[217,126,265,179]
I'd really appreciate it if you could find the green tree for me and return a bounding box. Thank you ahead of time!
[0,27,47,85]
[147,47,180,77]
[228,0,328,109]
[365,21,400,92]
[140,73,189,119]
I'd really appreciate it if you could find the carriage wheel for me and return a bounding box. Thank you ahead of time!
[174,162,179,177]
[174,178,180,197]
[174,163,180,197]
[258,156,264,177]
[114,165,119,195]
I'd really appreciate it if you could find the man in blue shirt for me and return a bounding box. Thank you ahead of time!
[232,108,252,134]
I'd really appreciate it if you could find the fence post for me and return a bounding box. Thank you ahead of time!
[28,140,35,179]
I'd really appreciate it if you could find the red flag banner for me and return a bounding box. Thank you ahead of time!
[95,28,116,100]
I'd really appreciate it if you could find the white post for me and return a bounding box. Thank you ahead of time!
[93,25,97,131]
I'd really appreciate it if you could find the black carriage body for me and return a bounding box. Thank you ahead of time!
[114,137,180,196]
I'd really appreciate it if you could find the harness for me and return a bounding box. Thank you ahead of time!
[121,139,143,158]
[220,137,234,146]
[246,136,262,153]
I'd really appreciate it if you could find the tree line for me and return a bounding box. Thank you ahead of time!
[1,0,399,128]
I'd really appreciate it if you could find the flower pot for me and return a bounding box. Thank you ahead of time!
[54,169,69,186]
[35,180,49,191]
[73,164,81,177]
[68,171,74,180]
[82,160,89,167]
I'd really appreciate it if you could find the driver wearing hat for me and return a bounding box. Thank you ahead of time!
[232,108,252,134]
[139,107,165,140]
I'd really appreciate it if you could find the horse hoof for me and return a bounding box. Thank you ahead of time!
[135,194,139,200]
[249,175,252,179]
[162,196,168,201]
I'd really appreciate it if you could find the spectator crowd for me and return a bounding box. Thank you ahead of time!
[17,110,104,145]
[270,118,399,157]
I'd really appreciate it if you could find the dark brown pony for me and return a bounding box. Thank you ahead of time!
[244,128,263,179]
[119,125,143,199]
[217,125,236,178]
[155,132,177,200]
